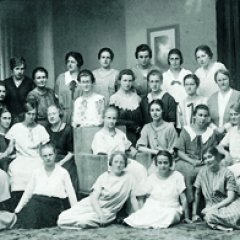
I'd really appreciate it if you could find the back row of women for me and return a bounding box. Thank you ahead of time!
[1,43,240,231]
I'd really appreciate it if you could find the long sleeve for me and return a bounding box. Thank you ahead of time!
[64,171,77,206]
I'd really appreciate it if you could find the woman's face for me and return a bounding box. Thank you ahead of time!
[120,74,133,92]
[34,71,47,89]
[110,154,126,176]
[80,75,93,93]
[229,109,240,126]
[0,85,6,101]
[148,74,161,93]
[150,103,163,121]
[0,111,11,129]
[41,146,56,168]
[184,77,198,96]
[99,51,112,69]
[137,50,150,67]
[196,50,211,68]
[156,155,171,174]
[215,73,230,92]
[66,56,79,73]
[169,53,181,70]
[194,109,209,128]
[24,108,37,125]
[47,106,61,125]
[203,152,219,171]
[104,109,117,129]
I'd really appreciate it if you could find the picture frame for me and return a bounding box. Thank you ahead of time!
[147,24,180,71]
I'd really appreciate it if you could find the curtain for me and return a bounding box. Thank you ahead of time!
[216,0,240,90]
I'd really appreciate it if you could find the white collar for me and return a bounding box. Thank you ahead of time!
[147,91,167,103]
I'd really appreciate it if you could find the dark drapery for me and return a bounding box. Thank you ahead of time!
[216,0,240,90]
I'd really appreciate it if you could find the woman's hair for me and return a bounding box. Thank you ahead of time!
[10,56,26,70]
[103,106,119,119]
[118,69,135,81]
[202,147,225,162]
[168,48,183,65]
[32,66,48,80]
[108,151,128,167]
[65,51,84,68]
[183,74,200,87]
[135,44,152,59]
[47,104,64,119]
[193,104,209,116]
[77,69,95,84]
[214,68,230,83]
[0,107,11,118]
[39,142,56,156]
[98,47,114,60]
[154,150,173,167]
[195,45,213,59]
[0,81,6,88]
[230,102,240,113]
[147,69,163,82]
[149,99,164,115]
[23,99,38,114]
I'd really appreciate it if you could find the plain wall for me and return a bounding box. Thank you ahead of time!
[125,0,217,72]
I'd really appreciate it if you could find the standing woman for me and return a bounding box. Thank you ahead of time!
[93,47,119,104]
[195,45,226,98]
[109,69,142,146]
[55,51,83,124]
[174,104,218,204]
[27,67,57,127]
[47,104,78,191]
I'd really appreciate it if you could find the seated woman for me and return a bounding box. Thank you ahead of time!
[174,104,218,203]
[27,67,58,127]
[124,150,190,229]
[109,69,142,146]
[72,69,105,128]
[93,47,119,104]
[178,74,207,129]
[192,147,240,230]
[14,142,77,229]
[57,151,138,229]
[47,104,78,191]
[1,100,49,209]
[140,69,176,125]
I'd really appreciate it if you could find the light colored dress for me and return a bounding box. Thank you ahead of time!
[6,123,49,191]
[92,68,119,104]
[162,68,191,103]
[195,62,226,98]
[72,93,105,127]
[0,169,10,202]
[124,171,185,229]
[57,171,135,229]
[194,166,240,229]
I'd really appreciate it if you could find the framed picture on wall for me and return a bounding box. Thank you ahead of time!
[147,24,180,71]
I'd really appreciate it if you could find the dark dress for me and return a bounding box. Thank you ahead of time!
[46,124,78,191]
[0,134,10,171]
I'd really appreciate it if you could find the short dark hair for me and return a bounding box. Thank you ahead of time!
[23,99,38,114]
[77,69,95,84]
[98,47,114,60]
[118,69,135,81]
[0,107,11,118]
[202,147,225,162]
[39,142,56,156]
[135,44,152,59]
[65,51,84,68]
[193,104,209,116]
[10,57,26,70]
[195,45,213,59]
[154,150,173,166]
[149,99,164,116]
[147,69,163,82]
[183,74,200,87]
[32,67,48,80]
[168,48,183,65]
[0,81,6,88]
[108,151,128,167]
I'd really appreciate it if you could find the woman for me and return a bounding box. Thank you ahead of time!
[47,104,78,191]
[109,69,142,146]
[0,81,7,111]
[57,151,138,229]
[72,69,105,127]
[2,100,49,208]
[208,69,240,128]
[27,67,57,127]
[55,51,83,124]
[178,74,207,129]
[192,147,240,230]
[162,48,191,103]
[174,104,218,203]
[93,47,119,104]
[194,45,226,98]
[124,150,190,229]
[14,142,77,229]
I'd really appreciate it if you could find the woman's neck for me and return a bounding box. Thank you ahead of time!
[23,121,36,128]
[187,94,198,100]
[44,164,55,174]
[157,170,172,179]
[82,91,93,97]
[101,66,111,71]
[120,88,132,95]
[69,70,79,78]
[151,89,162,97]
[0,125,7,135]
[103,126,116,134]
[193,123,206,133]
[51,120,62,132]
[170,67,181,73]
[220,87,230,95]
[152,118,164,127]
[203,61,213,70]
[36,86,47,94]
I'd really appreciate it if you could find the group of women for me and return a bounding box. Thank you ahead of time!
[1,43,240,231]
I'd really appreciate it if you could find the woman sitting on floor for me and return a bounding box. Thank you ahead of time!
[14,142,77,229]
[124,150,190,229]
[58,151,138,229]
[192,147,240,230]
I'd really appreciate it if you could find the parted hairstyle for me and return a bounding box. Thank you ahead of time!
[0,107,11,119]
[118,69,135,81]
[202,147,225,162]
[108,151,128,167]
[195,45,213,59]
[135,44,152,59]
[65,51,84,68]
[147,69,163,82]
[183,74,200,87]
[149,99,164,116]
[98,47,114,60]
[32,67,48,80]
[168,48,183,65]
[154,150,173,166]
[77,69,95,84]
[10,56,26,70]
